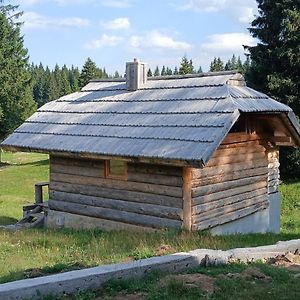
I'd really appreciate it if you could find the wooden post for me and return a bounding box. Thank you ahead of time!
[35,182,49,204]
[182,167,192,231]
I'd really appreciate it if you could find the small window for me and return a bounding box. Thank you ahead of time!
[105,160,127,179]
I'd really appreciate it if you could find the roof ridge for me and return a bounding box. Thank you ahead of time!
[88,70,241,83]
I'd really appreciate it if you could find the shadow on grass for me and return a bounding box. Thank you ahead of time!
[0,159,49,168]
[0,216,18,225]
[13,159,49,167]
[0,262,92,284]
[0,162,9,169]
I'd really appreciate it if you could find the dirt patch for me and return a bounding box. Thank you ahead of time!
[268,251,300,273]
[224,267,272,282]
[21,263,87,280]
[155,244,172,256]
[161,273,217,294]
[23,268,45,279]
[123,256,134,263]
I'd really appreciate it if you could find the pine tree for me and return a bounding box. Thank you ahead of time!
[113,71,120,78]
[179,56,194,75]
[60,65,72,96]
[247,0,300,178]
[147,68,153,77]
[0,2,36,137]
[236,56,243,72]
[161,66,167,76]
[243,55,251,76]
[197,66,203,73]
[166,67,173,75]
[69,65,80,92]
[102,67,109,78]
[210,57,225,72]
[154,66,160,76]
[79,57,98,88]
[174,67,179,75]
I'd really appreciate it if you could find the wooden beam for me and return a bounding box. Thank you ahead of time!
[270,136,293,146]
[182,167,192,231]
[3,146,204,168]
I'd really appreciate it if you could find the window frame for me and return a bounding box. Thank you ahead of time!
[104,159,128,180]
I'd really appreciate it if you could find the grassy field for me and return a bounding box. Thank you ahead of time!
[0,152,299,285]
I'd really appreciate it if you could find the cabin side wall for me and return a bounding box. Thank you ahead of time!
[47,156,183,230]
[191,133,270,231]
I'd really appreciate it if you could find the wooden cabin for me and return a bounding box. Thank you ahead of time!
[2,59,300,234]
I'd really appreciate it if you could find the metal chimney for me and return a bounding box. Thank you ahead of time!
[126,58,147,91]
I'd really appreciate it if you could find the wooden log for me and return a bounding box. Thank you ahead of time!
[268,180,280,187]
[127,171,182,187]
[217,140,262,150]
[211,145,266,159]
[49,182,183,208]
[128,163,182,177]
[51,156,104,169]
[222,133,266,144]
[192,187,267,215]
[268,186,278,194]
[192,181,267,205]
[193,194,267,223]
[192,167,268,187]
[182,167,192,231]
[268,174,280,182]
[51,163,104,178]
[50,172,182,198]
[206,152,265,167]
[49,200,182,229]
[270,136,292,145]
[50,190,183,220]
[192,175,267,198]
[192,201,269,231]
[192,159,268,179]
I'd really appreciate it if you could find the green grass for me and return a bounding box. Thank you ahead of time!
[0,151,49,224]
[0,152,299,284]
[42,263,300,300]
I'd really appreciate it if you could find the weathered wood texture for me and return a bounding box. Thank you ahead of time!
[182,167,192,230]
[192,133,269,230]
[49,156,183,229]
[267,148,280,194]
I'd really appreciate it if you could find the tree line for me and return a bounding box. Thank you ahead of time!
[1,0,299,177]
[30,54,249,107]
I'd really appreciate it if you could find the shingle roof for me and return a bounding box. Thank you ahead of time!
[1,71,299,165]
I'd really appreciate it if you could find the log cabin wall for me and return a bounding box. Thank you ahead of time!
[48,156,183,230]
[267,148,280,194]
[191,133,270,231]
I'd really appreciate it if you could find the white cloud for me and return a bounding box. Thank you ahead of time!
[129,30,192,51]
[85,34,123,49]
[174,0,257,23]
[201,32,256,53]
[21,0,132,7]
[21,0,42,4]
[22,12,90,29]
[101,17,130,30]
[100,0,132,8]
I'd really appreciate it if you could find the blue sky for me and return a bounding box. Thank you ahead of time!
[13,0,258,74]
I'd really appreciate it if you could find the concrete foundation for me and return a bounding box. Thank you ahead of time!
[210,192,280,235]
[45,210,156,232]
